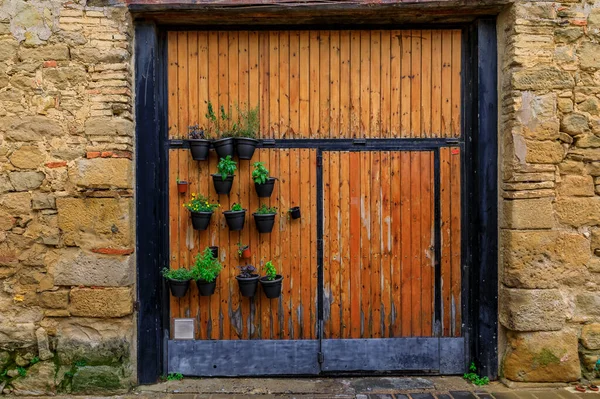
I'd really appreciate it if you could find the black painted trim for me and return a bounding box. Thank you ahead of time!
[433,149,442,337]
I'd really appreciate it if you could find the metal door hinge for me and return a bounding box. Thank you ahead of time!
[317,352,324,364]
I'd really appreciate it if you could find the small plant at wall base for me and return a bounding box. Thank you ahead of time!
[192,247,223,296]
[184,193,219,231]
[224,202,246,231]
[167,372,184,381]
[463,362,489,386]
[253,204,277,233]
[252,162,277,198]
[236,264,259,297]
[212,156,237,195]
[161,267,193,298]
[259,260,283,298]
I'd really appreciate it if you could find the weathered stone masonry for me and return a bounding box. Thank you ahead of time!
[0,0,599,394]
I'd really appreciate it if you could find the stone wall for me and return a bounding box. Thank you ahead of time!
[498,0,600,384]
[0,0,135,394]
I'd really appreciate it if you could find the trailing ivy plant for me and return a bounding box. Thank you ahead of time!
[217,156,237,180]
[263,261,277,281]
[252,162,270,185]
[161,267,193,281]
[463,362,489,386]
[192,247,222,283]
[255,204,277,215]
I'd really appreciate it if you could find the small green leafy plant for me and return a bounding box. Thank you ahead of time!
[263,261,277,281]
[30,356,39,365]
[237,242,249,256]
[192,247,222,283]
[161,267,193,281]
[167,372,184,381]
[255,203,277,214]
[217,156,237,180]
[183,193,219,213]
[463,362,489,386]
[230,202,243,212]
[17,367,26,377]
[232,104,259,138]
[252,162,270,185]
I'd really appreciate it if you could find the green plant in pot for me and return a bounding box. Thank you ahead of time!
[235,264,259,297]
[232,104,260,160]
[184,193,219,231]
[162,267,193,298]
[209,103,235,159]
[253,203,277,233]
[252,162,277,198]
[192,247,223,296]
[187,124,211,161]
[259,260,283,299]
[212,156,237,195]
[224,202,246,231]
[237,242,251,259]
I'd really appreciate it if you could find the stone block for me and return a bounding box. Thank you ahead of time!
[8,171,45,191]
[503,330,580,382]
[0,192,31,215]
[557,175,595,197]
[56,198,132,248]
[567,148,600,162]
[501,198,554,229]
[19,44,69,61]
[502,230,590,289]
[68,287,132,318]
[43,66,87,89]
[71,365,128,394]
[575,292,600,320]
[38,290,68,309]
[72,47,130,64]
[581,324,600,350]
[68,158,132,189]
[56,317,132,365]
[575,133,600,149]
[554,197,600,227]
[35,328,53,361]
[561,113,589,136]
[578,42,600,70]
[0,175,13,194]
[1,116,63,142]
[31,193,55,210]
[9,146,45,169]
[54,249,134,287]
[512,67,574,90]
[578,98,600,117]
[499,287,565,331]
[555,27,583,43]
[525,140,565,164]
[84,117,133,137]
[0,322,35,350]
[11,361,56,396]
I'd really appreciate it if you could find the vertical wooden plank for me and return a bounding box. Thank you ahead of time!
[360,31,370,138]
[400,32,411,137]
[218,31,229,134]
[271,149,282,338]
[279,150,291,339]
[421,30,432,138]
[259,31,270,138]
[239,31,249,111]
[279,31,290,138]
[269,31,280,138]
[289,31,300,138]
[370,152,382,338]
[198,32,209,134]
[188,32,199,129]
[380,31,391,138]
[329,152,341,338]
[339,31,351,137]
[360,151,371,337]
[249,31,260,135]
[410,152,422,336]
[390,30,401,138]
[259,150,271,339]
[168,151,180,326]
[400,151,412,336]
[410,30,421,138]
[339,152,351,338]
[299,31,310,138]
[350,31,361,138]
[309,31,320,138]
[289,149,301,338]
[370,30,381,137]
[208,31,220,133]
[431,30,442,138]
[420,151,433,337]
[440,147,451,336]
[390,152,402,337]
[450,148,462,336]
[248,149,261,338]
[330,31,340,139]
[441,31,452,137]
[207,151,220,340]
[348,151,361,338]
[451,30,462,137]
[319,30,330,138]
[229,31,239,125]
[300,149,312,338]
[168,32,179,139]
[380,151,392,337]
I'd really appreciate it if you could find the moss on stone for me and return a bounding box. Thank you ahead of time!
[534,348,561,367]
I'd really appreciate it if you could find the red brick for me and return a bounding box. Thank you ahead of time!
[43,60,57,68]
[45,161,67,168]
[86,152,101,159]
[571,19,587,26]
[100,151,114,158]
[91,247,134,256]
[112,151,132,159]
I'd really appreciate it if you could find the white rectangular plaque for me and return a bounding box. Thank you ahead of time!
[173,318,195,340]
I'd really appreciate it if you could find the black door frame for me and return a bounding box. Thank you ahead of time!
[135,20,498,383]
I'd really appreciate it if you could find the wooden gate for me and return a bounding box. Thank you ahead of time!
[166,28,465,375]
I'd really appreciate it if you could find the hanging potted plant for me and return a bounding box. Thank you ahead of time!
[259,260,283,299]
[184,193,219,231]
[209,103,235,159]
[289,206,301,219]
[161,267,193,298]
[192,247,223,296]
[187,125,211,161]
[233,104,260,160]
[176,177,189,194]
[224,202,246,231]
[253,204,277,233]
[235,264,259,297]
[212,155,237,195]
[237,242,251,259]
[252,162,276,198]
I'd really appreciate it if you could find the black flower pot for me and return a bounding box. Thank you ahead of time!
[196,278,217,296]
[289,207,301,219]
[254,177,276,198]
[236,274,260,297]
[213,137,235,159]
[168,278,191,298]
[190,211,212,231]
[212,174,234,195]
[253,213,276,233]
[259,275,283,299]
[188,139,211,161]
[224,209,246,231]
[235,138,259,160]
